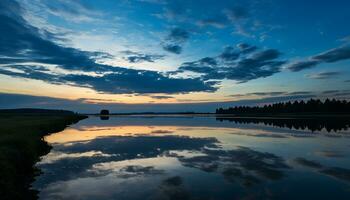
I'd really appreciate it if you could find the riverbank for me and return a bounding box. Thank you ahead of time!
[0,111,87,200]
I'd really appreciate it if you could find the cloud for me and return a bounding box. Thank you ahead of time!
[225,6,250,21]
[288,91,312,95]
[162,28,190,54]
[237,43,258,54]
[322,90,340,94]
[306,71,340,79]
[121,50,165,63]
[162,44,182,54]
[150,95,174,99]
[288,45,350,71]
[43,0,102,23]
[197,16,229,28]
[178,44,285,82]
[287,61,318,72]
[313,45,350,62]
[0,0,216,94]
[248,92,286,96]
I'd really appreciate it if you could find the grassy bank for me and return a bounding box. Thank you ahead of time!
[0,111,87,200]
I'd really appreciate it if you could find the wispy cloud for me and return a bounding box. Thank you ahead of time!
[288,45,350,72]
[306,71,340,79]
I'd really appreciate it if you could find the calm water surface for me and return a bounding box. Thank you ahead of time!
[33,116,350,200]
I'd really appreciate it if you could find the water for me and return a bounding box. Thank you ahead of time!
[33,116,350,200]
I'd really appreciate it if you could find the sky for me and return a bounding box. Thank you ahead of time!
[0,0,350,113]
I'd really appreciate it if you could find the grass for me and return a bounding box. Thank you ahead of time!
[0,113,87,200]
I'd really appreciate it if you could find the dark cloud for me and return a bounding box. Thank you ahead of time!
[220,46,240,61]
[0,1,216,94]
[121,50,165,63]
[0,65,217,94]
[237,43,258,54]
[167,27,190,41]
[162,44,182,54]
[225,6,250,21]
[313,46,350,62]
[162,28,189,54]
[322,90,340,94]
[150,95,174,99]
[288,45,350,72]
[179,45,285,82]
[248,92,286,96]
[288,91,312,95]
[307,71,340,79]
[287,60,319,72]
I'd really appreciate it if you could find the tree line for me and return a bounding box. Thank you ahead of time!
[216,99,350,114]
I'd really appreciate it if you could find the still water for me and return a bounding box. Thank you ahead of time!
[33,116,350,200]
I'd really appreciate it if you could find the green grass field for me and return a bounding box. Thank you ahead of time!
[0,113,87,200]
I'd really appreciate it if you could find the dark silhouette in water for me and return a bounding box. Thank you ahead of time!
[216,99,350,114]
[216,117,350,132]
[100,109,110,115]
[100,116,110,120]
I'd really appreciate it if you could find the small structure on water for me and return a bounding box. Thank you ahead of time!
[100,109,110,115]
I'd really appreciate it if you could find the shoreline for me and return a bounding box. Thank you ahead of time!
[0,113,87,200]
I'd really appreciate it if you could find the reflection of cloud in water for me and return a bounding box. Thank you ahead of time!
[89,163,165,178]
[172,146,290,186]
[321,168,350,182]
[294,157,323,169]
[315,150,345,158]
[294,157,350,182]
[229,131,288,138]
[153,176,192,200]
[36,135,218,188]
[55,135,218,156]
[38,150,114,164]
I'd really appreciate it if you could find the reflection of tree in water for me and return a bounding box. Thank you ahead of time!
[216,117,350,132]
[171,146,290,187]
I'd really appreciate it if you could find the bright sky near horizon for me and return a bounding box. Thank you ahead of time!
[0,0,350,112]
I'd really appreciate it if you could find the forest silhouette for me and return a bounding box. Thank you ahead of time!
[216,99,350,114]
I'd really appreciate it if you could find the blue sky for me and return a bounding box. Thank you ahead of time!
[0,0,350,112]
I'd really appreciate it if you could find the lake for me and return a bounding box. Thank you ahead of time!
[33,116,350,200]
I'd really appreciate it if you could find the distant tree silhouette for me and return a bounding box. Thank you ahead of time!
[216,99,350,114]
[100,109,110,115]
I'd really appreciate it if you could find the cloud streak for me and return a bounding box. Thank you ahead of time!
[288,45,350,72]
